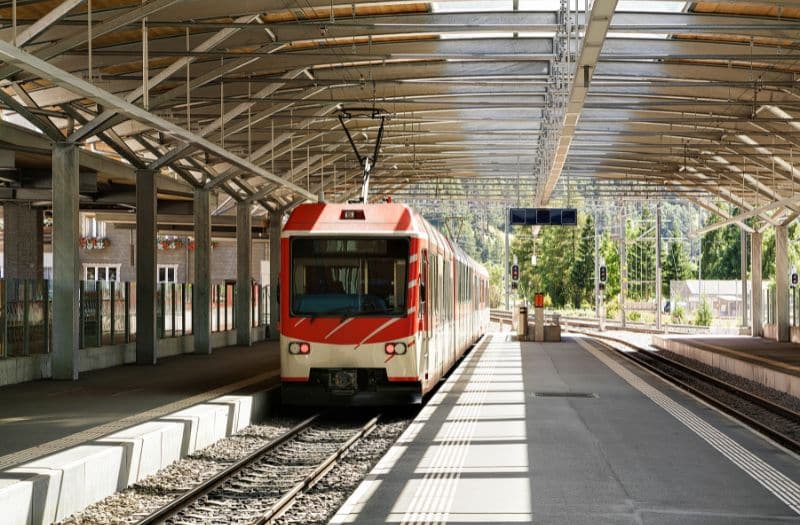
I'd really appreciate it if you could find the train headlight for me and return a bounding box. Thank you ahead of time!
[385,342,407,355]
[289,342,311,355]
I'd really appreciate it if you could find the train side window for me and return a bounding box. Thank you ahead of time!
[420,250,427,307]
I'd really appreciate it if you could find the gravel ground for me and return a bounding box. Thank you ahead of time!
[657,348,800,414]
[57,419,299,525]
[274,416,413,525]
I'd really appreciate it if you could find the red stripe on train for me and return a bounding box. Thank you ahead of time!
[387,376,420,382]
[281,377,310,382]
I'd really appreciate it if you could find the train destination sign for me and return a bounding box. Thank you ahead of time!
[509,208,578,226]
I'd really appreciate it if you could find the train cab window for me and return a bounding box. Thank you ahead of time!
[290,237,409,317]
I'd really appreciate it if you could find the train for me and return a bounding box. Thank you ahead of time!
[279,202,490,405]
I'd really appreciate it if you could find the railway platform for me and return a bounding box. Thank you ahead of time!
[332,332,800,524]
[653,335,800,399]
[0,341,280,524]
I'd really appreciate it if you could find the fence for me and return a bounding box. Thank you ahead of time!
[762,286,800,327]
[0,279,269,358]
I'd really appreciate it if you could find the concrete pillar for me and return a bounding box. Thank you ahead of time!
[655,204,662,330]
[620,210,627,328]
[752,231,763,337]
[52,143,80,380]
[741,228,748,328]
[776,224,790,342]
[269,211,281,341]
[194,188,212,353]
[3,202,43,279]
[236,201,253,346]
[135,169,157,364]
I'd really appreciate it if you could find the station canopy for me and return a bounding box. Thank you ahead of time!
[0,0,799,224]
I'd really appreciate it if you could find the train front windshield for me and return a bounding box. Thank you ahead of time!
[291,237,409,317]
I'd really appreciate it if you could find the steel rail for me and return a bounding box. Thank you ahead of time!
[135,414,320,525]
[252,414,381,524]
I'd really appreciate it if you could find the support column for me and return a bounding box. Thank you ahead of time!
[4,202,43,279]
[194,188,212,353]
[504,209,510,310]
[741,228,749,329]
[655,204,662,330]
[52,143,80,380]
[594,217,600,319]
[236,201,253,346]
[135,169,157,365]
[620,210,627,328]
[776,224,790,342]
[752,231,763,338]
[268,211,281,341]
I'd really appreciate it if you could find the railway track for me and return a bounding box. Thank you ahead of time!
[577,330,800,454]
[135,413,380,525]
[489,308,709,335]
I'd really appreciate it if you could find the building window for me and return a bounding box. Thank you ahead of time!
[80,215,106,238]
[83,264,120,282]
[158,264,178,283]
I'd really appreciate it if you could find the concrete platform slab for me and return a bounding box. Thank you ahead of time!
[0,340,280,525]
[653,335,800,398]
[333,333,800,524]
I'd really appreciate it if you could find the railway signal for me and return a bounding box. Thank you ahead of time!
[511,264,519,282]
[599,265,607,284]
[792,267,798,288]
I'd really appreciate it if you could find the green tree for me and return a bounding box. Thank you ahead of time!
[700,210,741,279]
[627,207,656,301]
[662,228,694,296]
[569,215,595,307]
[600,231,621,302]
[695,297,712,326]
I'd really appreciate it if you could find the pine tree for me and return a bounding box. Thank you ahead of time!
[569,215,595,307]
[662,228,694,296]
[700,208,741,279]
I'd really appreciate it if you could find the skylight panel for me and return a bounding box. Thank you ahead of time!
[432,0,513,13]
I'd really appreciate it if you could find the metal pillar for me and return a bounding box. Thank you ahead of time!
[52,143,80,380]
[741,228,749,329]
[620,210,627,328]
[135,169,157,365]
[655,204,662,330]
[504,209,510,310]
[236,201,253,346]
[751,231,763,338]
[594,217,600,319]
[776,224,790,342]
[268,211,281,341]
[3,202,43,279]
[193,189,212,353]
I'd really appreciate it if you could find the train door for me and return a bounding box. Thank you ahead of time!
[419,249,430,386]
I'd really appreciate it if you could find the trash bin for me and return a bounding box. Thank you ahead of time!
[517,305,528,338]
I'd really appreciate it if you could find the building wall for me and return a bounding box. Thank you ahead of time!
[37,223,269,284]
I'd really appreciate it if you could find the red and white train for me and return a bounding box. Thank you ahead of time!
[280,202,490,405]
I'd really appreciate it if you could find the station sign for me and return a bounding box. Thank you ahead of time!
[509,208,578,226]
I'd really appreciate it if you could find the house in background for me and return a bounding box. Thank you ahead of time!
[670,280,753,319]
